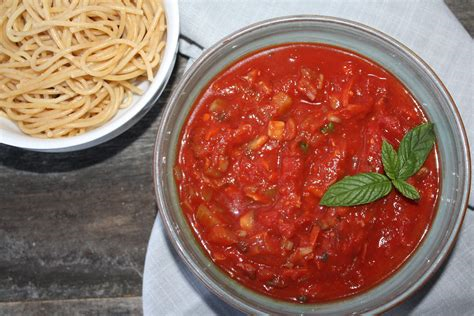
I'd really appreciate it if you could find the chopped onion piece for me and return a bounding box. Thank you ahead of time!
[248,135,268,150]
[267,120,285,140]
[272,91,293,115]
[240,210,255,230]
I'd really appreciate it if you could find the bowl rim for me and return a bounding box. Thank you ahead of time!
[153,14,471,314]
[0,0,180,152]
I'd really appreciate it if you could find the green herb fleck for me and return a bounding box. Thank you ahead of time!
[299,141,309,153]
[321,122,335,135]
[320,123,435,206]
[319,252,329,262]
[297,295,308,303]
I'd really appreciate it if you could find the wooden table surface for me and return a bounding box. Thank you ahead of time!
[1,2,472,315]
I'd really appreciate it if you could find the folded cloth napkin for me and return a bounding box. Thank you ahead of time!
[143,0,474,315]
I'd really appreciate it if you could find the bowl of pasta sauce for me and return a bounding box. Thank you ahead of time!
[154,16,470,314]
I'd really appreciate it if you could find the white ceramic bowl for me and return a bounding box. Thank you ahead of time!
[0,0,179,152]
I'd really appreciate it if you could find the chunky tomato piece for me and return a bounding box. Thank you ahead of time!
[176,44,439,303]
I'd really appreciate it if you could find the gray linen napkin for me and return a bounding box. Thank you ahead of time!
[143,0,474,315]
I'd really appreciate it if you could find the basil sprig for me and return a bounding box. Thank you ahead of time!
[320,123,435,207]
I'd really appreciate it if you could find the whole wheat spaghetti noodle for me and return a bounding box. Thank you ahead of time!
[0,0,166,138]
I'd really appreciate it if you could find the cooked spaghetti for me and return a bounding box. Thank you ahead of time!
[0,0,166,138]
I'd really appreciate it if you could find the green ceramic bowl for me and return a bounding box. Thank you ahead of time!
[153,16,470,314]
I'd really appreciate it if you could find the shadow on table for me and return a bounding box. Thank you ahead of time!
[0,61,181,173]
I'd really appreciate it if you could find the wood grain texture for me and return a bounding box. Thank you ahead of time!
[0,55,187,303]
[445,0,474,36]
[0,297,141,316]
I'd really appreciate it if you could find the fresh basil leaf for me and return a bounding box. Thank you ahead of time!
[320,173,392,207]
[392,179,420,200]
[398,123,435,179]
[382,140,399,180]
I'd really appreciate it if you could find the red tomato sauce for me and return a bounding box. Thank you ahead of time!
[175,44,439,303]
